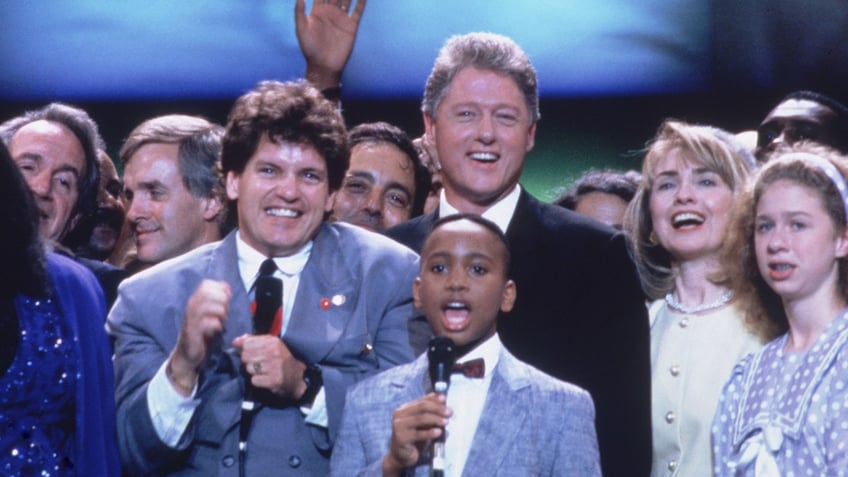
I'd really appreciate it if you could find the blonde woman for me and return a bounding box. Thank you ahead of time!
[624,120,764,476]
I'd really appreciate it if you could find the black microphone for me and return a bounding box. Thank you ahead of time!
[427,336,455,477]
[239,273,282,477]
[252,274,282,335]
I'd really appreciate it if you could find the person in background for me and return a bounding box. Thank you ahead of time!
[554,169,641,230]
[76,149,126,262]
[713,143,848,475]
[0,102,126,308]
[331,214,601,476]
[119,114,226,274]
[108,80,419,476]
[754,90,848,163]
[0,141,119,476]
[623,120,764,477]
[330,122,431,232]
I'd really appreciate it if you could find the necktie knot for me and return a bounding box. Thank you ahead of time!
[259,258,277,277]
[453,358,485,379]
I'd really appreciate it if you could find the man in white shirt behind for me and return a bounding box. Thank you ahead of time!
[330,214,601,476]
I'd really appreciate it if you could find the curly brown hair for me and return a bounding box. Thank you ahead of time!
[221,80,349,192]
[720,142,848,340]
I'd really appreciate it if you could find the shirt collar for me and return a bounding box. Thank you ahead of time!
[235,230,313,291]
[438,185,521,234]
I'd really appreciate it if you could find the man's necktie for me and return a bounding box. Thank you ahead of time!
[453,358,485,379]
[251,258,283,336]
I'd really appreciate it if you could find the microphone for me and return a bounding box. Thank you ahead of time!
[239,273,282,477]
[427,336,455,477]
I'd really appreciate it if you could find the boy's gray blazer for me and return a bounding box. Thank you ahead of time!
[330,347,602,476]
[108,223,419,476]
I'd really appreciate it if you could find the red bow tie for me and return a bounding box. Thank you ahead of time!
[453,358,485,379]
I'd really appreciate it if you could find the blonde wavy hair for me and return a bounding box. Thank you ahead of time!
[623,119,755,300]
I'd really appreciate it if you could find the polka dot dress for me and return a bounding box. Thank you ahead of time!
[712,310,848,476]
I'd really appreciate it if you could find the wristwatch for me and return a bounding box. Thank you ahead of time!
[301,363,323,405]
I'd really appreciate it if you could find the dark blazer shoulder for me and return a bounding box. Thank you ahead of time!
[384,212,438,254]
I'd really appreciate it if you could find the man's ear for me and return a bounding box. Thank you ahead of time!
[201,196,223,222]
[325,190,337,214]
[422,113,441,171]
[226,171,240,201]
[525,121,537,153]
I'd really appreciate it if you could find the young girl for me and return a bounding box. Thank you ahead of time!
[713,143,848,475]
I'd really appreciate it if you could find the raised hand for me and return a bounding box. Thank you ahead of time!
[168,279,232,396]
[294,0,367,89]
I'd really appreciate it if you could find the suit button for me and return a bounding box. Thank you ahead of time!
[679,318,689,328]
[288,455,302,468]
[222,455,235,468]
[668,459,677,471]
[670,364,680,376]
[665,411,675,423]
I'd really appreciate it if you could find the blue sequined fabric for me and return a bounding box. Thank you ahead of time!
[0,296,78,476]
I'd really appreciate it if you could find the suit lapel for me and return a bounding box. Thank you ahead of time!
[283,224,357,363]
[462,350,530,476]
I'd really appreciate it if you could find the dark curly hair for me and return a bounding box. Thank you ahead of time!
[221,80,349,191]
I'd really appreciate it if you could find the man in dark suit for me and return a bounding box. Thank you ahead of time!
[332,214,601,476]
[108,80,420,476]
[385,32,651,477]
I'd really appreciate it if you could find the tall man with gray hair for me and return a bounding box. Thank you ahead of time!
[118,114,227,273]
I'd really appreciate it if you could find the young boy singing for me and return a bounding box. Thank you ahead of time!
[330,214,601,476]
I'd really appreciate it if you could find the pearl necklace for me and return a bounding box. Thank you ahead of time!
[664,291,733,314]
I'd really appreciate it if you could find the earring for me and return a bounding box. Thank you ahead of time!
[649,230,658,245]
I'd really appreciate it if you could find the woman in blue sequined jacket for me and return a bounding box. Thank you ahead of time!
[0,141,120,476]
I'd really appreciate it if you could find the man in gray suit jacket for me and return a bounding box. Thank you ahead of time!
[108,80,420,476]
[330,215,601,476]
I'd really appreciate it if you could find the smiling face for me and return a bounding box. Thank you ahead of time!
[227,135,334,257]
[648,148,735,263]
[424,67,536,215]
[9,120,86,242]
[124,143,218,264]
[330,142,416,232]
[414,218,516,357]
[754,179,848,304]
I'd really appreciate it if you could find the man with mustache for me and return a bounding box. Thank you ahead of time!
[119,114,226,273]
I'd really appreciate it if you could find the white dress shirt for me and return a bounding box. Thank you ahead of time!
[147,231,327,447]
[444,334,502,477]
[438,185,521,234]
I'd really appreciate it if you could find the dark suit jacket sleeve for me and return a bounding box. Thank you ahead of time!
[590,232,652,477]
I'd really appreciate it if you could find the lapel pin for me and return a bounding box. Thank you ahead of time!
[331,294,346,306]
[320,298,331,310]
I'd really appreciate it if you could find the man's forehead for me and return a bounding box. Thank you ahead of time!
[764,99,836,124]
[10,119,86,171]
